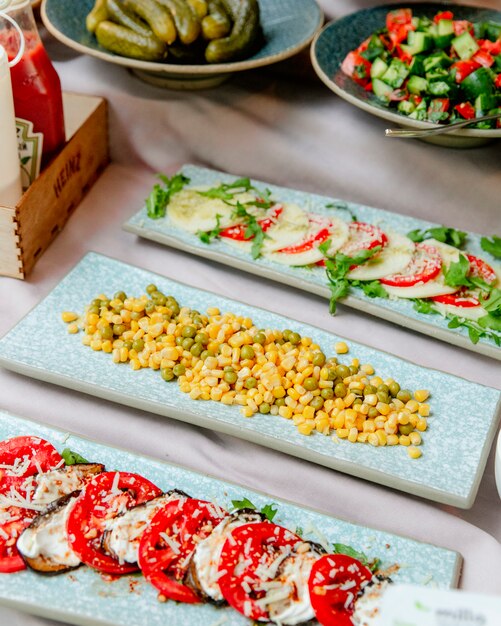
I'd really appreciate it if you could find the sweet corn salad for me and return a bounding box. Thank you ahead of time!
[63,286,431,459]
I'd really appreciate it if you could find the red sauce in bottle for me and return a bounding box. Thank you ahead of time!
[8,33,65,162]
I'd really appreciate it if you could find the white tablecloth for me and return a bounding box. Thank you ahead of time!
[1,1,500,624]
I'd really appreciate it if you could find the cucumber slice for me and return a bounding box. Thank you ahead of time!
[398,100,415,114]
[407,75,428,94]
[372,78,393,102]
[347,232,414,281]
[452,31,479,60]
[167,188,245,233]
[381,58,410,88]
[370,57,388,79]
[461,67,495,100]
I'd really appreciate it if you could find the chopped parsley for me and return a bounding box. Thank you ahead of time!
[61,448,88,466]
[146,173,190,219]
[407,226,467,249]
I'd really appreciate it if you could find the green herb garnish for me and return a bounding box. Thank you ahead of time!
[146,173,190,219]
[480,235,501,259]
[197,214,223,244]
[413,299,439,315]
[61,448,89,466]
[231,498,279,521]
[332,543,381,572]
[325,201,358,222]
[407,226,467,249]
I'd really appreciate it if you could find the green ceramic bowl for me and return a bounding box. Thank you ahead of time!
[41,0,323,89]
[311,3,501,147]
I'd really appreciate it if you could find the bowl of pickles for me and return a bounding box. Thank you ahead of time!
[41,0,323,88]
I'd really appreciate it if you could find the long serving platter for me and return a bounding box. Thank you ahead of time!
[123,164,501,360]
[0,409,461,626]
[0,253,499,509]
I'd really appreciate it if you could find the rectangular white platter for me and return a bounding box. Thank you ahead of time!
[0,409,461,626]
[0,252,499,508]
[123,164,501,360]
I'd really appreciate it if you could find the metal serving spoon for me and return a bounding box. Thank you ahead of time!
[385,111,501,138]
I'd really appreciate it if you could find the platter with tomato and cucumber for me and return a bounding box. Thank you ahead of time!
[124,164,501,359]
[310,3,501,147]
[0,409,461,626]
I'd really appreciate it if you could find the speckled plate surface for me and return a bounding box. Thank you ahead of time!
[311,3,501,148]
[0,409,461,626]
[41,0,323,89]
[0,253,499,509]
[124,164,501,360]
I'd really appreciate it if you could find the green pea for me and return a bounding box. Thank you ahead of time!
[254,332,266,345]
[132,338,144,352]
[275,397,286,407]
[282,329,291,341]
[334,383,347,398]
[327,368,337,381]
[193,315,203,325]
[325,357,338,367]
[182,338,194,351]
[389,382,401,397]
[153,292,167,306]
[364,385,377,396]
[377,391,390,404]
[99,326,113,340]
[303,377,319,391]
[368,407,379,419]
[195,332,209,345]
[259,403,271,414]
[113,323,126,336]
[88,305,100,316]
[145,302,156,315]
[170,305,180,317]
[289,332,301,345]
[399,423,414,436]
[161,368,175,382]
[397,389,412,403]
[321,388,334,400]
[310,396,324,410]
[224,365,234,373]
[182,325,196,339]
[190,343,203,357]
[200,349,215,360]
[173,363,186,377]
[349,365,359,376]
[224,371,238,384]
[245,377,257,389]
[335,365,350,380]
[146,284,158,294]
[114,291,126,301]
[175,336,184,346]
[377,384,390,394]
[241,345,255,360]
[353,398,362,406]
[312,353,326,367]
[123,341,133,350]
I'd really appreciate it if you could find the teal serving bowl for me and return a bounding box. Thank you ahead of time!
[41,0,323,89]
[311,3,501,147]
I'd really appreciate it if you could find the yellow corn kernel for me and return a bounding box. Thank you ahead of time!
[102,340,113,353]
[241,406,254,418]
[371,376,383,387]
[336,428,349,439]
[376,401,390,416]
[409,431,422,446]
[67,323,79,335]
[344,393,356,408]
[408,446,422,459]
[363,394,377,407]
[363,420,375,433]
[391,398,404,410]
[416,418,427,432]
[357,433,369,443]
[376,429,387,446]
[349,381,364,391]
[405,400,419,414]
[207,307,220,316]
[278,406,292,420]
[334,398,346,411]
[397,412,409,425]
[210,387,224,402]
[221,392,235,405]
[345,427,356,443]
[90,339,102,351]
[272,386,286,399]
[418,403,430,417]
[315,417,330,432]
[399,435,411,446]
[414,389,429,403]
[358,403,369,416]
[288,388,300,401]
[360,364,374,375]
[387,434,399,446]
[297,422,315,436]
[367,433,379,447]
[335,342,349,354]
[374,418,386,430]
[62,311,78,323]
[302,405,315,420]
[112,348,120,363]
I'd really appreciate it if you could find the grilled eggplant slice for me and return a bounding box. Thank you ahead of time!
[17,492,82,574]
[32,463,105,507]
[185,508,266,604]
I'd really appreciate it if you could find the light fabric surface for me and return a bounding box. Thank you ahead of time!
[1,1,501,624]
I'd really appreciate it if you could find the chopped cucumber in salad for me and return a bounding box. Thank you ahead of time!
[341,8,501,127]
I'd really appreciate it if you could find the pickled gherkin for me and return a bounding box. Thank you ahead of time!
[106,0,151,37]
[205,0,261,63]
[201,0,231,40]
[86,0,109,33]
[156,0,201,45]
[122,0,177,44]
[95,21,167,60]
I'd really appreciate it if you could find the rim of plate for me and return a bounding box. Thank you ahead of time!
[41,0,324,76]
[310,6,501,139]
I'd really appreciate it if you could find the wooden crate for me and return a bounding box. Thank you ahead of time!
[0,93,109,279]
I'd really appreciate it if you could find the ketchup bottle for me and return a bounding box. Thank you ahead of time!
[0,0,65,185]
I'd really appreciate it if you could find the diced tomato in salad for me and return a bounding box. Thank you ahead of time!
[455,102,476,119]
[341,51,371,87]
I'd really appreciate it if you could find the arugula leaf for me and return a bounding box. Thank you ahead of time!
[261,503,278,522]
[197,214,223,244]
[480,235,501,259]
[325,201,358,222]
[478,314,501,332]
[198,177,253,202]
[407,226,467,249]
[447,316,461,329]
[231,201,268,259]
[443,254,471,288]
[332,543,381,572]
[61,448,88,466]
[327,279,350,315]
[483,288,501,316]
[231,497,256,511]
[352,280,388,299]
[146,173,190,219]
[413,299,439,315]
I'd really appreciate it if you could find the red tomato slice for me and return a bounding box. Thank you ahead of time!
[275,216,336,255]
[0,436,63,497]
[219,206,283,241]
[308,554,373,626]
[431,254,497,307]
[340,222,388,258]
[380,243,442,287]
[0,506,37,573]
[67,471,161,574]
[138,498,227,603]
[217,522,302,621]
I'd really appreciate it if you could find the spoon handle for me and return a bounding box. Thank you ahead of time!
[385,112,501,138]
